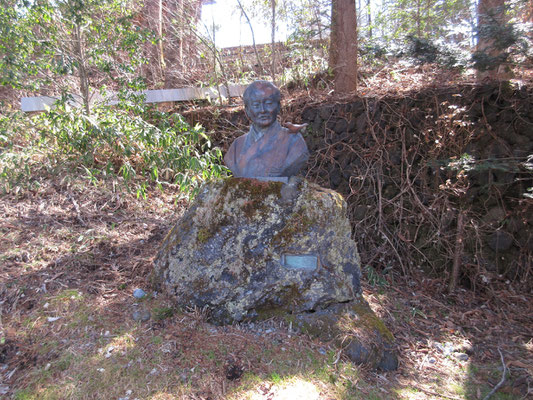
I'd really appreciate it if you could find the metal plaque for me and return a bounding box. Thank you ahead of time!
[281,254,318,271]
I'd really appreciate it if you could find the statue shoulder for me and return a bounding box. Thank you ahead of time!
[228,131,248,148]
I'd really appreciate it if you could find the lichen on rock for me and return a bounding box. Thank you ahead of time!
[154,177,361,324]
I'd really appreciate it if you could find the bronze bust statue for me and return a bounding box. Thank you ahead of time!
[224,81,309,178]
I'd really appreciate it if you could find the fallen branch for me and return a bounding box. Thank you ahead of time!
[482,348,507,400]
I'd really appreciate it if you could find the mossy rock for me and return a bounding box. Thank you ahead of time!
[293,297,398,371]
[154,177,361,325]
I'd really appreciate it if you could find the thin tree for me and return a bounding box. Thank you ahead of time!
[271,0,277,81]
[366,0,372,39]
[236,0,266,75]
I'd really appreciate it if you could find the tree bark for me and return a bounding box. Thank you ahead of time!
[330,0,358,94]
[73,24,90,115]
[476,0,511,81]
[158,0,166,71]
[271,0,276,81]
[366,0,372,39]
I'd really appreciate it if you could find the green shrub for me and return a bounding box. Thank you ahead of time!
[0,103,227,198]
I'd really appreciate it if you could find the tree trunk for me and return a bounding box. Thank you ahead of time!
[476,0,511,80]
[237,0,266,75]
[330,0,358,94]
[416,0,422,37]
[271,0,276,81]
[74,24,90,115]
[366,0,372,39]
[158,0,166,71]
[178,0,184,65]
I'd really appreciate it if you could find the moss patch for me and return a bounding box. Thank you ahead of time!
[344,300,395,343]
[194,178,284,242]
[222,177,283,199]
[223,178,283,219]
[272,207,315,246]
[197,227,213,243]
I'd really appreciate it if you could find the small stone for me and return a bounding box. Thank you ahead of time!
[460,344,474,355]
[105,346,115,358]
[44,363,51,371]
[133,288,147,299]
[353,206,368,220]
[455,353,469,361]
[318,347,327,355]
[0,384,9,395]
[488,230,514,252]
[437,342,454,357]
[344,340,371,365]
[428,357,437,364]
[319,105,334,120]
[334,119,348,133]
[132,310,151,322]
[378,351,399,371]
[161,343,172,353]
[482,207,506,225]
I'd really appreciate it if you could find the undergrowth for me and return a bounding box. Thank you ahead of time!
[0,102,227,199]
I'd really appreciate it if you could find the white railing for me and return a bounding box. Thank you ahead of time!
[20,84,247,112]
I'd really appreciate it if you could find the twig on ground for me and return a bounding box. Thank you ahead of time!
[414,386,464,400]
[482,348,507,400]
[67,192,86,226]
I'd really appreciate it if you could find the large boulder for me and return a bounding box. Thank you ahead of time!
[154,177,361,324]
[154,177,398,370]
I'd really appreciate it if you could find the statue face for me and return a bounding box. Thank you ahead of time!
[245,86,280,129]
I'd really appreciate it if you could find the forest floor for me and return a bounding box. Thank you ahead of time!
[1,172,532,400]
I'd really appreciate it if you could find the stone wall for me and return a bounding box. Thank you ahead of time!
[185,83,533,289]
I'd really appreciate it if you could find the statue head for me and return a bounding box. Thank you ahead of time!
[243,81,281,130]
